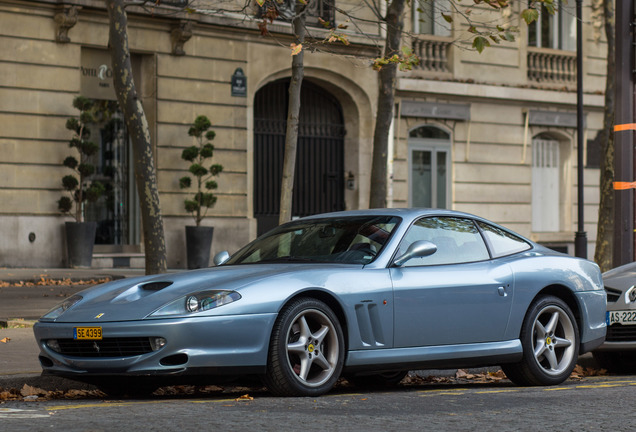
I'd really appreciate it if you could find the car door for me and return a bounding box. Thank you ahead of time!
[391,216,514,348]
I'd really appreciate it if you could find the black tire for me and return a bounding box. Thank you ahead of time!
[502,295,579,386]
[264,297,345,396]
[346,370,408,388]
[593,351,636,373]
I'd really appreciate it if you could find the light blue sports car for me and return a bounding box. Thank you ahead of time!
[34,209,606,396]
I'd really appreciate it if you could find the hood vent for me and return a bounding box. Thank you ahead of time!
[140,281,173,291]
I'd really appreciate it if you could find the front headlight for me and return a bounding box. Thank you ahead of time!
[149,290,241,317]
[41,295,83,320]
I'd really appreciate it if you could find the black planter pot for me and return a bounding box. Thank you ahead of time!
[65,221,97,268]
[186,226,214,269]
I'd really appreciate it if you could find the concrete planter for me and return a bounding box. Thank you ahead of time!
[65,221,97,268]
[185,226,214,269]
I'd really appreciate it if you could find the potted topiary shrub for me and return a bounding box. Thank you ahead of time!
[180,115,223,269]
[58,96,105,268]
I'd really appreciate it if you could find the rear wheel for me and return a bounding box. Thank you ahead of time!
[503,296,579,386]
[264,298,345,396]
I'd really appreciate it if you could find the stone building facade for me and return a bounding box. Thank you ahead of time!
[0,0,605,268]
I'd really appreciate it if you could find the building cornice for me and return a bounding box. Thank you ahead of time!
[397,78,605,108]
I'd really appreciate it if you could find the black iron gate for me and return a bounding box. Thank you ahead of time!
[254,79,345,235]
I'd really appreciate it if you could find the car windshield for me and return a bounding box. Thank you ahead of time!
[227,216,401,265]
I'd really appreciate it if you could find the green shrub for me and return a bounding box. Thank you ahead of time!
[179,115,223,226]
[57,96,104,222]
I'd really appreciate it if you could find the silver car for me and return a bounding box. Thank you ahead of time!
[34,209,606,396]
[594,262,636,371]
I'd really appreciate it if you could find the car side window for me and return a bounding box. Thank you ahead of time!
[397,217,490,266]
[476,221,531,258]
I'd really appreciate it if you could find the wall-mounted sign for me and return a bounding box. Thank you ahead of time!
[231,68,247,97]
[528,110,583,128]
[401,100,470,121]
[80,48,116,101]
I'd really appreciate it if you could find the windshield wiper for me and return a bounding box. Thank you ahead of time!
[257,256,320,263]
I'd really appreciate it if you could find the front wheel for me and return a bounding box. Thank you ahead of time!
[503,295,579,386]
[264,298,345,396]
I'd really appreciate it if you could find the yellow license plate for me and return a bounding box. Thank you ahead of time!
[74,327,102,340]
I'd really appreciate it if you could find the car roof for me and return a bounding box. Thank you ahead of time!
[304,208,485,224]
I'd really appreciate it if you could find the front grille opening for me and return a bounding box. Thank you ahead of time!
[606,324,636,342]
[160,353,188,366]
[53,338,153,358]
[141,281,173,291]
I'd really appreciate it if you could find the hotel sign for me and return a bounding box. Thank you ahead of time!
[80,48,116,101]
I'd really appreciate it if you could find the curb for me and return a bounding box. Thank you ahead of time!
[0,319,36,329]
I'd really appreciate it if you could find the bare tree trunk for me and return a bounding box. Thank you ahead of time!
[594,0,615,271]
[106,0,167,274]
[279,6,306,225]
[369,0,406,209]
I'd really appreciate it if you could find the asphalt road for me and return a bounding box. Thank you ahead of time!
[1,376,635,431]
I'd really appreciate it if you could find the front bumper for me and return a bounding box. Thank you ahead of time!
[33,313,277,377]
[574,290,607,354]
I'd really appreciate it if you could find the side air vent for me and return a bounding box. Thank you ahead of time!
[141,281,173,291]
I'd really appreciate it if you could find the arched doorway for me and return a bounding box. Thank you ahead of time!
[253,79,346,235]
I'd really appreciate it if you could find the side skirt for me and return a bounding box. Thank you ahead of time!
[344,339,523,373]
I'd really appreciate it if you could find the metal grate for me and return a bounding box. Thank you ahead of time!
[253,79,345,236]
[606,325,636,342]
[55,338,153,358]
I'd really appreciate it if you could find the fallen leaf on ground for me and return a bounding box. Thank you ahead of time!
[20,384,47,397]
[235,394,254,401]
[0,277,111,288]
[455,369,476,379]
[0,337,10,343]
[570,364,607,379]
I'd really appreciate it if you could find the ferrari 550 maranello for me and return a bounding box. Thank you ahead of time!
[34,209,606,396]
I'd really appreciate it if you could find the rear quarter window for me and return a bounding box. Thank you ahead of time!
[477,221,531,258]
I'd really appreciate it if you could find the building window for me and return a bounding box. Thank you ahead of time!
[528,1,576,51]
[413,0,451,36]
[586,135,601,169]
[532,133,570,232]
[408,126,451,209]
[85,102,141,246]
[259,0,334,26]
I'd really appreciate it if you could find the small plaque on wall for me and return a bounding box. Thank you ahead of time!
[231,68,247,97]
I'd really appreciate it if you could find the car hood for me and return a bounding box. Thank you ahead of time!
[44,263,360,323]
[603,261,636,291]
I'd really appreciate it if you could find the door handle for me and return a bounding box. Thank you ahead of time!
[498,286,507,297]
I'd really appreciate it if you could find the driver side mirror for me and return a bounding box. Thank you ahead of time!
[213,251,231,266]
[392,240,437,267]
